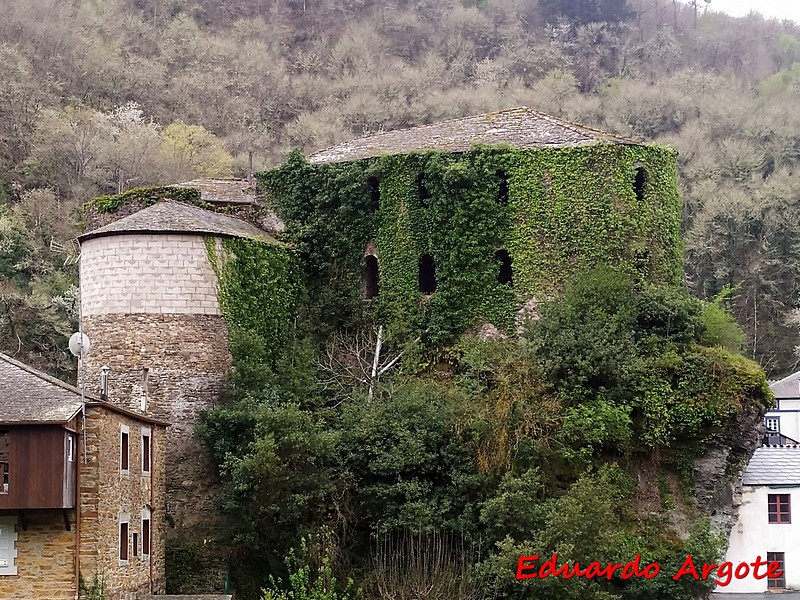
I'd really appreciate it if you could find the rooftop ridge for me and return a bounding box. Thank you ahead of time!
[308,106,642,164]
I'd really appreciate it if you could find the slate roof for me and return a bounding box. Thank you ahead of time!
[308,106,642,164]
[173,179,257,205]
[0,353,84,424]
[78,201,279,244]
[769,370,800,399]
[742,446,800,485]
[0,353,169,426]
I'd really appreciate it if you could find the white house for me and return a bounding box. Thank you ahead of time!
[717,372,800,594]
[764,372,800,445]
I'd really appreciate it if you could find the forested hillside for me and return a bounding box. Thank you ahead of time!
[3,0,800,376]
[0,2,791,598]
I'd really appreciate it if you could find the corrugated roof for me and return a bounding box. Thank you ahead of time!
[308,106,642,164]
[742,446,800,485]
[769,370,800,399]
[0,353,84,424]
[78,201,279,244]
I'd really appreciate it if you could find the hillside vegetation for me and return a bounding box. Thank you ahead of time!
[0,1,788,597]
[2,0,800,376]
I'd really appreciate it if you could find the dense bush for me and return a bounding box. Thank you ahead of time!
[199,266,771,599]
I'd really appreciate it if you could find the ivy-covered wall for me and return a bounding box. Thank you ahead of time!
[205,236,299,366]
[259,143,681,342]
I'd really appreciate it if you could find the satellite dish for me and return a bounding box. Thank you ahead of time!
[69,332,92,357]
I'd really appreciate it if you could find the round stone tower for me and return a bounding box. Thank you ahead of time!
[77,199,276,591]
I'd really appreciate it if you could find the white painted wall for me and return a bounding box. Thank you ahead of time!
[80,234,220,316]
[765,399,800,442]
[717,485,800,593]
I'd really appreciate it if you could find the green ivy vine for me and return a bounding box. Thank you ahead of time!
[259,143,681,343]
[85,186,212,214]
[205,236,298,365]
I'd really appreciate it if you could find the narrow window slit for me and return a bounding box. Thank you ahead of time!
[363,255,379,299]
[634,166,646,202]
[496,170,509,205]
[419,254,437,294]
[495,249,513,285]
[417,174,431,206]
[367,177,380,211]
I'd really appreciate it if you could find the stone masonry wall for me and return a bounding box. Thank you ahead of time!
[80,406,167,599]
[0,511,76,599]
[79,231,232,592]
[80,234,220,317]
[80,313,228,546]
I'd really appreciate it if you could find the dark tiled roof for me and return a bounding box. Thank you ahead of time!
[78,201,279,244]
[308,106,642,164]
[0,353,84,424]
[173,179,257,205]
[742,446,800,485]
[0,353,168,426]
[769,370,800,399]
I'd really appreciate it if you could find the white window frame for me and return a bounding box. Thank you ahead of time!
[119,513,130,566]
[141,507,151,560]
[0,516,18,575]
[120,425,130,475]
[765,416,781,432]
[141,427,151,476]
[67,435,74,463]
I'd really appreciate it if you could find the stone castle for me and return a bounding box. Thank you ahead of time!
[73,107,682,593]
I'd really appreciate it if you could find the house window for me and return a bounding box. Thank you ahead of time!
[142,428,151,475]
[119,518,129,563]
[418,254,437,294]
[120,426,129,473]
[765,417,780,432]
[363,256,379,299]
[767,552,786,589]
[67,435,74,463]
[0,516,18,575]
[0,430,8,495]
[768,494,791,523]
[132,532,138,557]
[142,509,151,558]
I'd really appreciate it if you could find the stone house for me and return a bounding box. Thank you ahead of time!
[0,351,167,599]
[718,374,800,593]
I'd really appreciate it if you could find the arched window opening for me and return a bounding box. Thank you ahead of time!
[367,177,380,211]
[495,249,513,286]
[634,166,647,202]
[496,170,509,205]
[418,254,437,294]
[363,256,379,299]
[417,174,431,207]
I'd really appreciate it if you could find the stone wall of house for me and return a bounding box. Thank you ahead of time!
[79,231,232,593]
[79,406,167,599]
[0,511,76,599]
